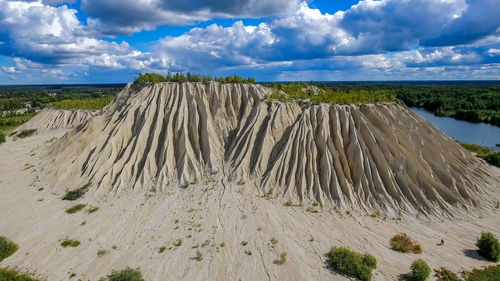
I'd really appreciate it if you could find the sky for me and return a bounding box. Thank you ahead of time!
[0,0,499,84]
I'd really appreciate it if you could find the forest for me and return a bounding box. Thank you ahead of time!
[319,83,500,126]
[134,73,256,84]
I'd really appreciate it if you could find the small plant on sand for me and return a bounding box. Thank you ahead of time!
[62,183,91,201]
[327,247,377,281]
[390,233,422,254]
[434,267,461,281]
[61,239,80,248]
[159,247,166,253]
[476,232,500,262]
[66,204,86,214]
[195,250,203,261]
[241,241,248,246]
[277,251,287,264]
[270,237,278,247]
[16,129,37,138]
[99,267,144,281]
[244,250,252,256]
[0,236,18,262]
[409,259,431,281]
[0,268,40,281]
[173,239,182,247]
[284,201,293,207]
[87,206,99,214]
[97,249,106,256]
[463,265,500,281]
[219,242,225,248]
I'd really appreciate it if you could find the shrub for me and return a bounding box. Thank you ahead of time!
[409,259,431,281]
[97,249,106,256]
[66,204,86,214]
[464,265,500,281]
[134,73,256,84]
[390,233,422,254]
[87,207,99,214]
[0,268,40,281]
[278,251,287,264]
[195,250,203,261]
[434,267,461,281]
[16,129,36,138]
[0,236,18,262]
[476,232,500,262]
[62,183,90,201]
[61,239,80,248]
[327,247,377,281]
[0,132,5,143]
[99,267,144,281]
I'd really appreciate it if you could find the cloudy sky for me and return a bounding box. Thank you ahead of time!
[0,0,499,84]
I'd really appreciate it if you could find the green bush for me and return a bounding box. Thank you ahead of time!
[327,247,377,281]
[15,129,36,138]
[0,131,5,143]
[434,267,461,281]
[60,239,80,248]
[409,259,431,281]
[65,204,86,214]
[0,236,18,262]
[62,183,90,200]
[464,265,500,281]
[99,267,144,281]
[390,233,422,254]
[476,232,500,262]
[0,268,40,281]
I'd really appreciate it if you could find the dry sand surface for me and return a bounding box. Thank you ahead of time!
[0,82,499,281]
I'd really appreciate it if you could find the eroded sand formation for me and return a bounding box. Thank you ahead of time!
[45,82,497,215]
[13,108,93,134]
[1,82,499,281]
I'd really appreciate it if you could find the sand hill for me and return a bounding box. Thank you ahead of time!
[0,82,498,281]
[46,82,496,215]
[12,108,93,134]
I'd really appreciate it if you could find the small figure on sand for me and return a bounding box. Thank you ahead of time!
[437,239,444,246]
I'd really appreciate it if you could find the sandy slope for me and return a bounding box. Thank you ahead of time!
[0,130,499,281]
[12,108,93,134]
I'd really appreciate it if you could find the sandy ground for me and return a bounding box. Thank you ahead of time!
[0,130,499,281]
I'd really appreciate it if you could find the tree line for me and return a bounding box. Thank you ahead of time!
[134,73,256,84]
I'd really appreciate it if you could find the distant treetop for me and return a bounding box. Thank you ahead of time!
[134,72,256,84]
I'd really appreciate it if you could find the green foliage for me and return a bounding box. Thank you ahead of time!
[277,251,287,264]
[66,204,86,214]
[463,265,500,281]
[0,112,37,139]
[265,83,396,105]
[0,236,18,262]
[99,267,144,281]
[0,268,41,281]
[409,259,431,281]
[0,131,5,144]
[15,129,37,138]
[195,250,203,261]
[434,267,461,281]
[390,233,422,254]
[48,96,113,111]
[327,247,377,281]
[61,239,80,248]
[134,72,256,84]
[476,232,500,262]
[460,143,500,168]
[62,183,90,200]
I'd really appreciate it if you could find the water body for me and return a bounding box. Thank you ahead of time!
[411,107,500,151]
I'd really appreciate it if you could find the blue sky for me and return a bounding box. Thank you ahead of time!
[0,0,499,84]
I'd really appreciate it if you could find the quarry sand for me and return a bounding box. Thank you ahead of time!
[0,82,499,281]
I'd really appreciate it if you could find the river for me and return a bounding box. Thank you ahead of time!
[411,107,500,151]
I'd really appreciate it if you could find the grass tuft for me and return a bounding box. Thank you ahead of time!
[0,268,40,281]
[390,233,422,254]
[61,239,80,248]
[62,183,91,201]
[66,204,86,214]
[0,236,18,262]
[99,267,144,281]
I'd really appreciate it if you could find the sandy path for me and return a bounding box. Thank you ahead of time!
[0,130,499,281]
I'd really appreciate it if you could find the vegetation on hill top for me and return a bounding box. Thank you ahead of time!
[460,142,500,167]
[0,112,37,143]
[48,96,113,111]
[134,72,256,84]
[318,83,500,126]
[266,82,396,104]
[327,247,377,281]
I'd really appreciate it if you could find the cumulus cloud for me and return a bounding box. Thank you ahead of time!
[82,0,300,35]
